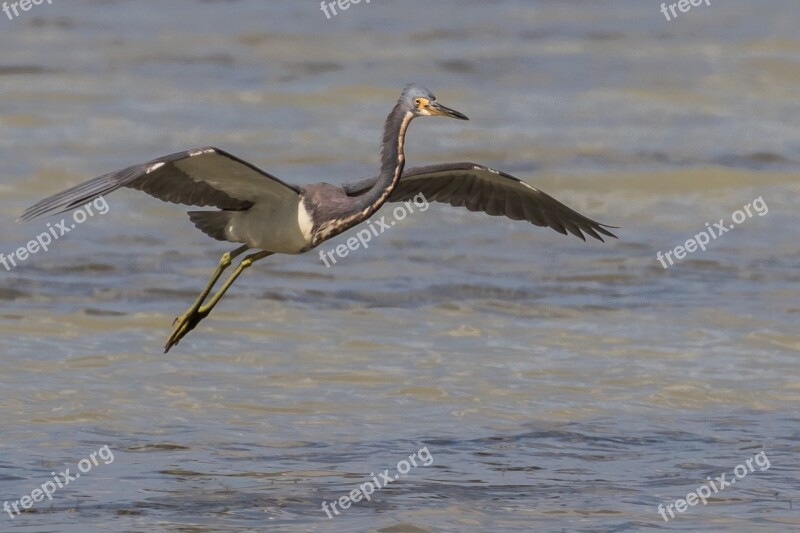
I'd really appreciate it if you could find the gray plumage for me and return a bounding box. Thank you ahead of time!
[20,149,615,244]
[346,163,616,242]
[18,84,617,351]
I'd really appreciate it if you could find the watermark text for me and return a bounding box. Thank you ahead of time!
[321,446,433,518]
[4,196,109,272]
[4,444,115,520]
[661,0,710,22]
[657,450,770,522]
[319,192,428,267]
[656,196,767,269]
[2,0,54,22]
[320,0,370,20]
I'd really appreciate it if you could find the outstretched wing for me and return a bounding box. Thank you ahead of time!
[343,162,616,242]
[18,147,302,221]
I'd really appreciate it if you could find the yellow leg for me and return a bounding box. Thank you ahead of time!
[175,245,249,321]
[164,249,272,353]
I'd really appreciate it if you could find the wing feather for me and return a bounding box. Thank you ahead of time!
[464,177,484,212]
[344,162,616,242]
[425,178,455,202]
[484,185,505,216]
[19,147,300,222]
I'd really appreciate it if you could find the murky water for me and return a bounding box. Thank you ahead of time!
[1,1,798,531]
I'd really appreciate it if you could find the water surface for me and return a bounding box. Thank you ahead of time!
[0,1,798,531]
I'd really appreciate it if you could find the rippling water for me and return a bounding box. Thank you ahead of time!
[1,1,799,531]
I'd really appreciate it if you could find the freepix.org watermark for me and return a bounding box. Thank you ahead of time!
[4,445,114,520]
[656,451,770,522]
[321,446,433,519]
[318,192,429,267]
[4,196,109,272]
[660,0,710,22]
[2,0,54,22]
[656,196,767,269]
[320,0,370,20]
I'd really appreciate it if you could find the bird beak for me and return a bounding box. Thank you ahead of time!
[429,101,469,120]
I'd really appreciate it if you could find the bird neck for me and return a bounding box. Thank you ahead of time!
[308,104,413,248]
[357,103,413,216]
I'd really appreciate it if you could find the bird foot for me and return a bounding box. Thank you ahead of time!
[164,306,209,353]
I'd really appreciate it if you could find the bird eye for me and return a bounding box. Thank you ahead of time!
[414,98,421,107]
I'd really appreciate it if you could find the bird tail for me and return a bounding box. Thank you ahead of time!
[187,211,235,242]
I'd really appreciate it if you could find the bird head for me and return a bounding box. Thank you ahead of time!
[400,84,469,121]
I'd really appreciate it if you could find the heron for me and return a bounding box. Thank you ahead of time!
[19,84,616,352]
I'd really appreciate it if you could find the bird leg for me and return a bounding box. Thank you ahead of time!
[164,248,272,352]
[164,246,249,353]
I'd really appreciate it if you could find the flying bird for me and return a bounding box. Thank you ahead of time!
[19,84,616,352]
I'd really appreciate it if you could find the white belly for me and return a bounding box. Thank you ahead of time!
[226,199,313,254]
